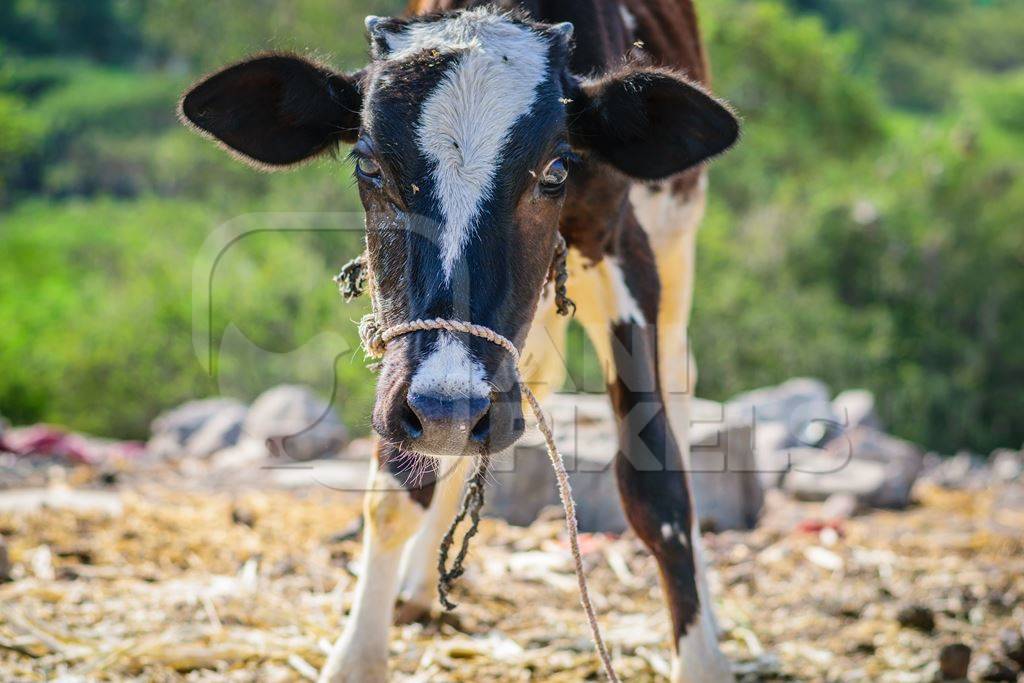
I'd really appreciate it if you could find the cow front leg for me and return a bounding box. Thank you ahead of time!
[570,240,732,682]
[394,456,471,623]
[607,320,733,683]
[319,442,429,683]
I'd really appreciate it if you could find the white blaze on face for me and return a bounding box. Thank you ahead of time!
[409,332,489,400]
[383,10,550,281]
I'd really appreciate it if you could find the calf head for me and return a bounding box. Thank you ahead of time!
[180,7,737,457]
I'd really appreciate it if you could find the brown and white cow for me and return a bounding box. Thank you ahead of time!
[179,1,738,681]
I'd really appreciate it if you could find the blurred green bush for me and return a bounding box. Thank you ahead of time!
[0,0,1021,453]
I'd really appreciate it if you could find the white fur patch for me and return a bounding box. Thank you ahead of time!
[660,521,690,549]
[672,612,733,683]
[628,173,708,250]
[608,257,646,325]
[410,332,489,399]
[385,10,549,281]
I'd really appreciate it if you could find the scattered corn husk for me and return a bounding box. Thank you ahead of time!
[0,475,1020,681]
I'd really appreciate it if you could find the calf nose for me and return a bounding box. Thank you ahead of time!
[402,392,491,454]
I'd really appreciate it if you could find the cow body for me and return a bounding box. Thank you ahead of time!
[330,2,730,682]
[178,2,737,681]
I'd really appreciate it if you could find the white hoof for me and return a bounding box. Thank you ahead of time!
[671,615,734,683]
[319,637,388,683]
[318,659,388,683]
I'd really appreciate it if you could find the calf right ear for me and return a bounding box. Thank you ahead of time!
[567,68,738,180]
[179,53,363,168]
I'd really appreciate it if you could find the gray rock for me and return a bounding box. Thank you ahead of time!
[184,403,247,459]
[750,421,791,488]
[486,394,623,531]
[148,398,246,459]
[490,442,624,532]
[821,492,859,520]
[486,393,764,532]
[0,488,123,516]
[268,459,370,490]
[783,427,924,508]
[788,398,842,448]
[726,378,839,461]
[832,389,882,431]
[990,449,1023,483]
[927,451,988,489]
[726,377,831,424]
[689,417,765,531]
[243,385,347,462]
[785,451,888,502]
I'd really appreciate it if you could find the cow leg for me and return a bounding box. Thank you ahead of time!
[568,240,732,683]
[607,322,732,683]
[320,442,437,683]
[630,178,732,681]
[394,456,472,623]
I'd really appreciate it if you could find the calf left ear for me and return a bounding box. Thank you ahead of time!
[567,68,738,180]
[179,53,363,168]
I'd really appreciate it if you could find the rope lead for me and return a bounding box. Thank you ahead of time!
[436,462,488,611]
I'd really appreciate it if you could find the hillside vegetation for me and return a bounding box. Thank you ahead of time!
[1,0,1021,453]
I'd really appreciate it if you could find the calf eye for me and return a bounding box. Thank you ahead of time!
[356,156,381,179]
[540,158,568,193]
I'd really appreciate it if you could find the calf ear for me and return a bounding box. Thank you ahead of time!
[567,68,738,180]
[179,53,363,168]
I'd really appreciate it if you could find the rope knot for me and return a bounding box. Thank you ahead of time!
[334,254,367,302]
[358,313,386,358]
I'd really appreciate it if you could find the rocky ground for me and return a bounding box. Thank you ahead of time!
[0,463,1021,682]
[2,380,1022,681]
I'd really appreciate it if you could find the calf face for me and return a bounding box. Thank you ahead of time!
[179,7,737,458]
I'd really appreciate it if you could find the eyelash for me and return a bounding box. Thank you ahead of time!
[349,152,382,186]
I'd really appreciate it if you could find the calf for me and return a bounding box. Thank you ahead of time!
[179,2,738,681]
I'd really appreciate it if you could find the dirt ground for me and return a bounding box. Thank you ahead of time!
[0,469,1022,682]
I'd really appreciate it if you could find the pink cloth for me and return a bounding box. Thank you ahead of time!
[0,425,144,465]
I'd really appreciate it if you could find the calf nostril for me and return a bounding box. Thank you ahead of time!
[400,398,424,440]
[405,392,491,446]
[469,404,491,443]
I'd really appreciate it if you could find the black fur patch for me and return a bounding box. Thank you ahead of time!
[568,67,739,179]
[179,53,362,167]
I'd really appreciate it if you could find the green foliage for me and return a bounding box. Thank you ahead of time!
[136,0,405,70]
[0,199,374,438]
[785,0,1024,111]
[0,0,1021,453]
[0,91,44,201]
[0,0,143,63]
[693,0,1024,452]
